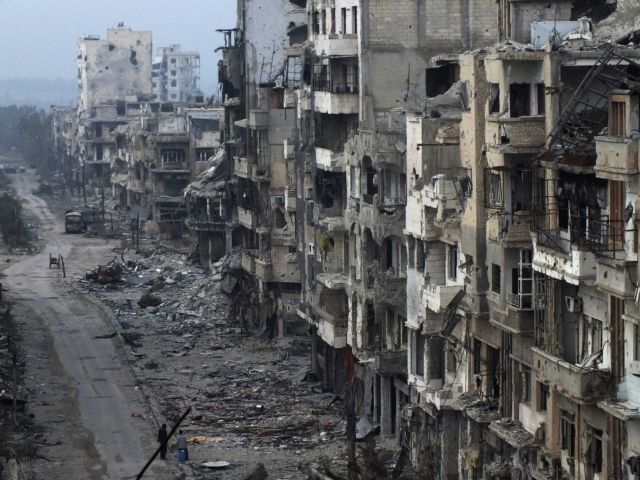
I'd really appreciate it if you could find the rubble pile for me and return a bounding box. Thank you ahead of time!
[76,246,346,478]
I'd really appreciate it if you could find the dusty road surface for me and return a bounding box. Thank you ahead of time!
[4,174,176,479]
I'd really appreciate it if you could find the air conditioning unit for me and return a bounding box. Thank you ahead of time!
[565,296,582,313]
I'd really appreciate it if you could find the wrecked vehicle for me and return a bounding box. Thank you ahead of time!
[85,259,123,284]
[64,211,84,233]
[64,207,101,233]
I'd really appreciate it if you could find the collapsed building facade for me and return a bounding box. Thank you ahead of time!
[217,0,307,336]
[281,0,640,478]
[56,26,223,242]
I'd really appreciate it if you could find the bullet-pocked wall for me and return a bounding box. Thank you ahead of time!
[77,29,153,115]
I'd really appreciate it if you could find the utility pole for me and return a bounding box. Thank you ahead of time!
[8,336,17,426]
[82,163,87,207]
[345,347,356,476]
[135,406,191,479]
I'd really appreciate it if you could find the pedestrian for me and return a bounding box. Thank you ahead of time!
[176,430,188,462]
[157,424,168,460]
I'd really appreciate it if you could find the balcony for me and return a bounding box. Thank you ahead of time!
[151,163,190,174]
[425,283,464,313]
[255,258,273,282]
[487,212,532,248]
[485,116,546,152]
[241,250,256,275]
[422,174,460,211]
[248,109,269,128]
[314,90,358,115]
[237,206,257,230]
[185,215,225,232]
[374,273,406,310]
[315,146,345,172]
[310,303,348,349]
[532,347,610,402]
[374,350,407,376]
[595,135,639,179]
[234,156,268,182]
[150,133,190,143]
[489,295,534,334]
[417,382,465,411]
[532,235,597,286]
[314,205,345,232]
[317,272,349,290]
[596,260,636,299]
[314,34,358,57]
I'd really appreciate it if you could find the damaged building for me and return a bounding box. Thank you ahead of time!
[151,44,203,103]
[218,0,307,337]
[49,2,640,478]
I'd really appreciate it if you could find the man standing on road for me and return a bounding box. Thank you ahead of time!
[176,430,188,462]
[157,424,168,460]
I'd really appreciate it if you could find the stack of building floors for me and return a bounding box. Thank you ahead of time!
[218,0,640,478]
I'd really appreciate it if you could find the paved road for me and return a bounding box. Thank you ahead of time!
[3,175,172,479]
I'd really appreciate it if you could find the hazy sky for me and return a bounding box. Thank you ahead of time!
[0,0,237,94]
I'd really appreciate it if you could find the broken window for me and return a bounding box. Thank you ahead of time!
[510,84,531,118]
[486,345,500,398]
[426,63,460,98]
[382,170,406,206]
[171,80,177,87]
[537,382,548,411]
[362,156,377,203]
[352,6,358,35]
[586,426,603,474]
[413,330,425,377]
[446,342,457,374]
[95,144,103,161]
[341,7,347,34]
[321,9,327,34]
[537,83,546,115]
[491,264,501,294]
[490,83,500,114]
[446,243,458,282]
[330,8,336,34]
[521,366,531,404]
[312,11,320,35]
[95,123,102,138]
[473,339,481,376]
[407,237,415,268]
[580,315,603,363]
[366,302,378,348]
[161,150,185,166]
[416,241,425,273]
[610,101,627,136]
[561,410,576,457]
[485,169,503,209]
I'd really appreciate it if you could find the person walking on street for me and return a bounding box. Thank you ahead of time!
[177,430,188,462]
[157,424,168,460]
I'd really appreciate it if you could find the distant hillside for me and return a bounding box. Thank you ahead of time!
[0,78,76,110]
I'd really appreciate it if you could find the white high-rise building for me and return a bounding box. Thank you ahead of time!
[151,45,202,103]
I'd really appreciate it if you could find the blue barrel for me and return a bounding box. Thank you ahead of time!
[178,449,188,462]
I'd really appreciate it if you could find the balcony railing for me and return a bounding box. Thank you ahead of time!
[313,75,359,94]
[506,292,533,310]
[533,201,632,257]
[185,215,225,231]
